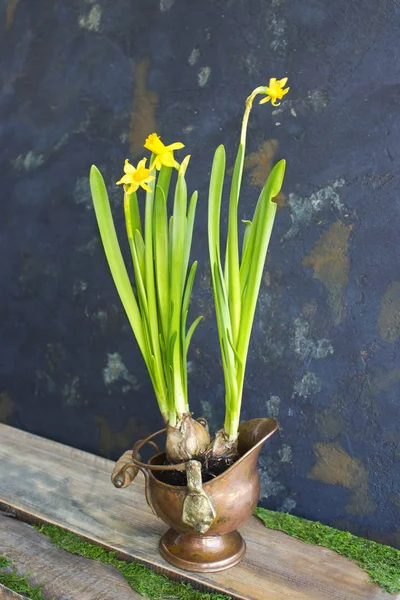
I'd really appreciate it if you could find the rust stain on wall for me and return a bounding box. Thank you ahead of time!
[378,281,400,343]
[95,415,149,457]
[244,139,286,206]
[316,408,344,440]
[245,140,278,187]
[302,221,352,324]
[5,0,22,31]
[389,492,400,509]
[0,391,14,423]
[371,366,400,394]
[309,442,377,516]
[129,58,158,157]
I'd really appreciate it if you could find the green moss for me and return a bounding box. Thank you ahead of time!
[5,511,398,598]
[0,556,48,599]
[34,524,229,600]
[254,507,400,594]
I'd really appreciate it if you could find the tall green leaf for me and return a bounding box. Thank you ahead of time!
[208,145,226,274]
[154,185,169,341]
[183,190,198,283]
[144,169,167,404]
[89,165,147,358]
[126,191,142,237]
[237,160,286,388]
[170,174,188,415]
[224,144,245,344]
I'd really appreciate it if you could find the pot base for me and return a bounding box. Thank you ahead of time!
[159,528,246,572]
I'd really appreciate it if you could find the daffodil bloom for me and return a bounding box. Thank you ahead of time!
[259,77,289,107]
[116,158,155,194]
[144,133,184,171]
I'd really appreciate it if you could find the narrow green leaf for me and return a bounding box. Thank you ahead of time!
[181,261,198,337]
[213,261,237,398]
[156,166,173,207]
[128,235,149,317]
[180,261,199,396]
[212,265,235,414]
[143,169,168,405]
[208,145,239,412]
[226,327,243,369]
[134,230,146,285]
[126,191,142,237]
[185,316,203,354]
[241,220,252,256]
[168,215,174,281]
[170,176,187,309]
[169,174,188,415]
[208,145,226,274]
[89,165,146,358]
[220,334,238,415]
[182,313,202,397]
[237,159,285,389]
[154,185,169,340]
[224,144,245,344]
[183,190,198,284]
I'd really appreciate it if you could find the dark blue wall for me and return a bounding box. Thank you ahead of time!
[1,0,400,548]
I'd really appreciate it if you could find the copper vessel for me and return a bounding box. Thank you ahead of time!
[114,418,278,572]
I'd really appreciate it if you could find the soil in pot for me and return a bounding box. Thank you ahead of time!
[154,455,236,486]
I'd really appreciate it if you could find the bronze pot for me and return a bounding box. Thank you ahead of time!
[115,417,278,572]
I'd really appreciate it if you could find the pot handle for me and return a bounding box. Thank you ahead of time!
[130,428,187,472]
[127,428,186,517]
[129,419,208,472]
[113,419,208,516]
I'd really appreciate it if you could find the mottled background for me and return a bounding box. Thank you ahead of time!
[1,0,400,547]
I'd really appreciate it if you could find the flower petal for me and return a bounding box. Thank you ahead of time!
[281,87,290,96]
[150,156,162,171]
[271,98,281,106]
[166,142,185,151]
[124,159,136,173]
[126,181,139,194]
[144,133,166,154]
[140,182,153,193]
[160,152,176,168]
[259,96,271,104]
[137,157,147,169]
[269,77,277,86]
[116,174,133,185]
[141,175,155,185]
[277,77,288,87]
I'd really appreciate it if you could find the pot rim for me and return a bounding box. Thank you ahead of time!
[147,417,278,491]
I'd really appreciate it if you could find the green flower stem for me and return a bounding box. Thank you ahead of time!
[208,87,286,442]
[240,86,267,146]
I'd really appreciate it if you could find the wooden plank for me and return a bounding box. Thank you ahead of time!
[0,514,146,600]
[0,424,396,600]
[0,584,28,599]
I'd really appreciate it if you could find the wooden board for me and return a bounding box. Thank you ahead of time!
[0,424,397,600]
[0,514,145,599]
[0,584,28,599]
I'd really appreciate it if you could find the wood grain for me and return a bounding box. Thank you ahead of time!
[0,584,28,599]
[0,514,144,599]
[0,424,396,600]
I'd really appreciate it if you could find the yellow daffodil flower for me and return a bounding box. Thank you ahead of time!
[116,158,155,194]
[144,133,184,171]
[259,77,289,107]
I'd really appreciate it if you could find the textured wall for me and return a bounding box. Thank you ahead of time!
[1,0,400,547]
